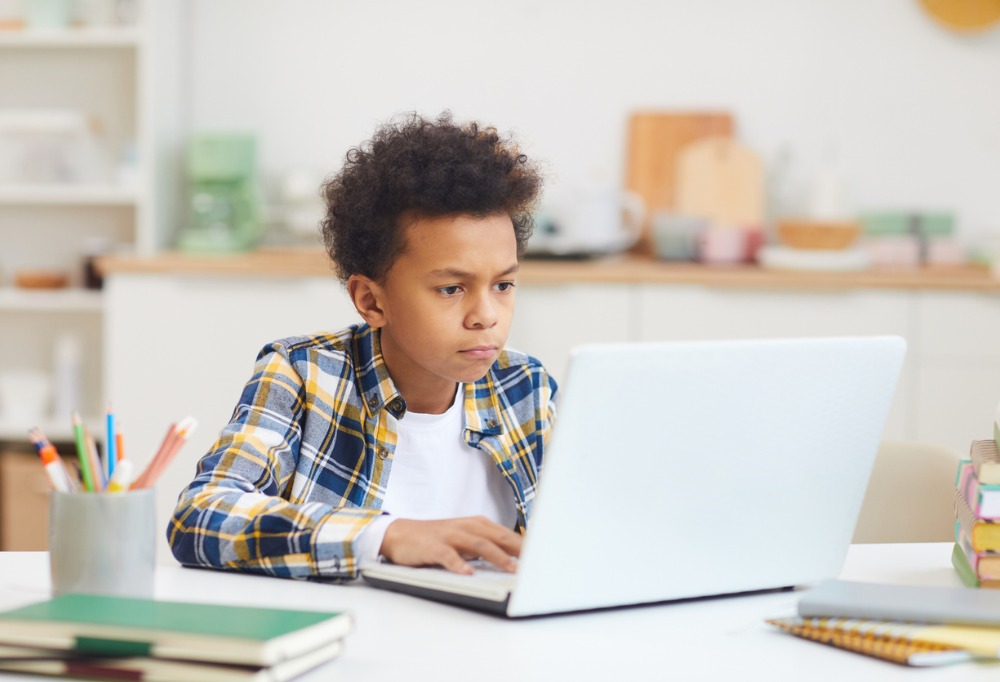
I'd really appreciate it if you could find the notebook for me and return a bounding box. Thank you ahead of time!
[361,336,906,617]
[0,593,352,667]
[798,579,1000,627]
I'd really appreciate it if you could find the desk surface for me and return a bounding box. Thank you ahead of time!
[0,543,994,681]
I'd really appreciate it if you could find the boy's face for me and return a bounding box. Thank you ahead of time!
[354,212,519,413]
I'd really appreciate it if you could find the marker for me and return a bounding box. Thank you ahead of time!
[106,459,134,493]
[28,428,73,493]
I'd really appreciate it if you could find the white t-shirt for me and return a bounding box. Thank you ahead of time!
[354,385,516,565]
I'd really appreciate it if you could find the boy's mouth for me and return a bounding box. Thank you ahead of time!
[459,345,498,360]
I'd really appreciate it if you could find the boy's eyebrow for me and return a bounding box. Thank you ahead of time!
[430,263,520,278]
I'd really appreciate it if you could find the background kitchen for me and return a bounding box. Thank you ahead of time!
[1,0,999,555]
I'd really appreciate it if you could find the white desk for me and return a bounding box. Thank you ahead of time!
[0,543,994,681]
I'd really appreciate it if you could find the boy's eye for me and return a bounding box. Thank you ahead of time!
[438,285,462,296]
[494,281,515,293]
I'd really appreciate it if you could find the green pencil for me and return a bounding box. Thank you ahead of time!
[71,413,95,492]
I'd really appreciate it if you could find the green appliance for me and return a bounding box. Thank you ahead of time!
[178,133,262,252]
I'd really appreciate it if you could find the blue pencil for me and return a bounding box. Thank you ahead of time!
[105,407,116,481]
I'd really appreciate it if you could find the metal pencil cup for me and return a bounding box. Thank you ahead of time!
[48,489,156,598]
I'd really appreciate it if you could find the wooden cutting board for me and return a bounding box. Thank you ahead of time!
[675,136,764,227]
[625,111,733,253]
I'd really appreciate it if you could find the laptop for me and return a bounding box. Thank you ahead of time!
[361,336,906,617]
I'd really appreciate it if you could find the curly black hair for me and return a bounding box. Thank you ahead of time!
[320,112,543,283]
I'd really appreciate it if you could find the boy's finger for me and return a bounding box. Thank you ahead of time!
[437,546,474,575]
[460,536,518,573]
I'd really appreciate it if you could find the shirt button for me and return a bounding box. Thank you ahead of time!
[486,419,498,429]
[367,396,378,409]
[390,398,403,413]
[377,447,389,460]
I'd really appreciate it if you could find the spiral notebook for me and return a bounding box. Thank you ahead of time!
[767,617,1000,667]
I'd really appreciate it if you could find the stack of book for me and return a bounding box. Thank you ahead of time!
[0,593,352,681]
[952,416,1000,589]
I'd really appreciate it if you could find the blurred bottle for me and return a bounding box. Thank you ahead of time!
[808,144,849,221]
[52,333,82,421]
[82,236,114,289]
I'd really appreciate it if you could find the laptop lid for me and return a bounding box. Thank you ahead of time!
[505,335,905,616]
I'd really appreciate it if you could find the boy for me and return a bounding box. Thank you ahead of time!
[168,113,557,581]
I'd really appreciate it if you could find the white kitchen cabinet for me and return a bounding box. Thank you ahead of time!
[636,285,914,441]
[912,291,1000,450]
[102,266,1000,562]
[509,284,634,382]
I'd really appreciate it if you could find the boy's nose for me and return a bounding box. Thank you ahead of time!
[465,291,498,329]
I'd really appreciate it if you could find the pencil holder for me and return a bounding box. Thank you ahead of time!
[48,489,156,598]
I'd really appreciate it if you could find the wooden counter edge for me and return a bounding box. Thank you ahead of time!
[96,249,1000,292]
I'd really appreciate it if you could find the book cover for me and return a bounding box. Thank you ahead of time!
[0,594,352,667]
[957,460,1000,520]
[797,579,1000,627]
[952,541,1000,589]
[0,640,342,682]
[971,439,1000,486]
[767,616,1000,666]
[955,528,1000,581]
[955,487,1000,552]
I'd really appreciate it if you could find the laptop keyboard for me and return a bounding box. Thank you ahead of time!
[464,560,518,587]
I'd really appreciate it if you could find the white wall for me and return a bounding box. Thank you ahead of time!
[179,0,1000,239]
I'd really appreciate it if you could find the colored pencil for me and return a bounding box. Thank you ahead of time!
[71,413,96,492]
[105,406,116,481]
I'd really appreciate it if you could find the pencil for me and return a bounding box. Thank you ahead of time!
[131,422,176,490]
[132,417,196,490]
[71,413,96,492]
[105,405,116,481]
[83,423,105,492]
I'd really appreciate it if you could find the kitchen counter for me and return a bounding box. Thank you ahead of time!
[98,247,1000,291]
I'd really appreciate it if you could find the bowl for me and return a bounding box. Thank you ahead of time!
[777,219,861,250]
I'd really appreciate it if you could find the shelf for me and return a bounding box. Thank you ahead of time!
[0,415,102,443]
[0,288,103,313]
[0,27,139,48]
[0,184,138,206]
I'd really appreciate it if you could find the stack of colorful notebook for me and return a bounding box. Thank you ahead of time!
[0,593,352,681]
[952,407,1000,589]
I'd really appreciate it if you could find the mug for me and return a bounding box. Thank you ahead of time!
[49,489,156,598]
[534,188,645,255]
[650,212,707,261]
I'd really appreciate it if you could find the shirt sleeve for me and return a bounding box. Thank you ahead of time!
[166,345,380,581]
[353,515,396,567]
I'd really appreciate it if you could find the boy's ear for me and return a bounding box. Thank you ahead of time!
[347,274,387,327]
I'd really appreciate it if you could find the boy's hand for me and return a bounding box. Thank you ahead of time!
[379,516,522,575]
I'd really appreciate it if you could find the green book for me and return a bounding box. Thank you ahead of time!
[952,542,980,588]
[0,640,342,682]
[0,593,352,668]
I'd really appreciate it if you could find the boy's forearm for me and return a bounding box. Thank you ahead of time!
[167,480,381,580]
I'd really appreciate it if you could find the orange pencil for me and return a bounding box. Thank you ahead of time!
[145,417,197,488]
[131,422,175,490]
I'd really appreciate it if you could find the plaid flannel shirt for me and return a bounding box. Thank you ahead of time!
[167,323,557,581]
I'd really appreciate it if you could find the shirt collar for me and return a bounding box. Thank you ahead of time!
[354,325,406,420]
[354,323,504,434]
